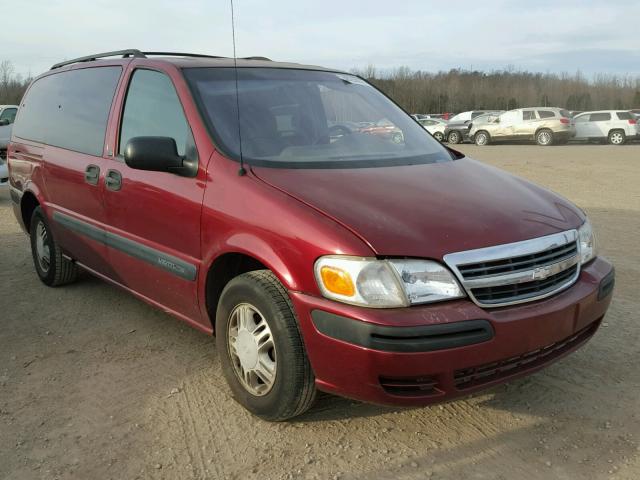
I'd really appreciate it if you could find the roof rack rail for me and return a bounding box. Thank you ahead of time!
[50,49,146,70]
[141,51,227,60]
[241,56,272,61]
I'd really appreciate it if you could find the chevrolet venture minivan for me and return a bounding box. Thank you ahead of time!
[8,50,614,421]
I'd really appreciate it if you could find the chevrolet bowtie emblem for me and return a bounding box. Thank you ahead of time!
[532,266,553,280]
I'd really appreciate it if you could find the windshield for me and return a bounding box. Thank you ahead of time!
[184,68,453,168]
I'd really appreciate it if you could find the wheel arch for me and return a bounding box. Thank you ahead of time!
[20,191,41,235]
[202,239,302,332]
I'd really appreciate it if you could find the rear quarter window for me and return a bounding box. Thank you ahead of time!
[537,110,556,119]
[616,111,633,120]
[13,66,122,156]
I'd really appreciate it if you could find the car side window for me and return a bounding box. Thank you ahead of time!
[589,113,611,122]
[0,107,17,124]
[537,110,555,119]
[574,115,588,123]
[119,69,192,157]
[523,110,536,121]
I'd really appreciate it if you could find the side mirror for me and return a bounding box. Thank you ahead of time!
[0,119,9,126]
[124,136,195,177]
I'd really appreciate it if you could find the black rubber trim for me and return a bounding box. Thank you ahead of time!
[52,211,197,281]
[598,268,615,301]
[311,310,494,353]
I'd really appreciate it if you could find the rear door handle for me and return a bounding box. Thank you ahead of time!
[85,164,100,185]
[105,169,122,191]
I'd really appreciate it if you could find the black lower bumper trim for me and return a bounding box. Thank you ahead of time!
[598,268,615,301]
[311,310,494,353]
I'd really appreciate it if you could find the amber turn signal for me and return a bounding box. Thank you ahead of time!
[319,266,355,297]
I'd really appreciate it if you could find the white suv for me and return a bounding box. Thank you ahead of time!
[573,110,639,145]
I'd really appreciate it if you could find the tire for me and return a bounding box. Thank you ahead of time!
[30,207,78,287]
[433,131,444,142]
[474,130,490,146]
[216,270,316,421]
[608,129,626,145]
[391,132,403,144]
[447,130,461,144]
[536,129,554,146]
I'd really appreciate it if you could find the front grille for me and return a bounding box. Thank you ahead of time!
[471,264,578,305]
[444,230,581,307]
[379,375,441,397]
[454,320,600,390]
[458,242,577,279]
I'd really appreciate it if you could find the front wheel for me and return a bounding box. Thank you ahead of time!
[536,129,554,146]
[433,131,444,142]
[30,207,78,286]
[216,270,316,421]
[474,131,490,146]
[608,130,626,145]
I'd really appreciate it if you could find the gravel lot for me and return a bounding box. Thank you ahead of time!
[1,144,639,480]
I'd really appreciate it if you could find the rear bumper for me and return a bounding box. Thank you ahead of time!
[290,256,614,406]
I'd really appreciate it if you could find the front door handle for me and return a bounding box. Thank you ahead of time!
[105,169,122,191]
[85,164,100,185]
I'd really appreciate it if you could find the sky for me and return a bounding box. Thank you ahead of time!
[1,0,639,79]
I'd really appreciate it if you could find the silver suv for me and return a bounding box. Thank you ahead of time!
[469,107,575,146]
[573,110,639,145]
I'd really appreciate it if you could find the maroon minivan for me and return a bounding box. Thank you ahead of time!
[8,50,614,420]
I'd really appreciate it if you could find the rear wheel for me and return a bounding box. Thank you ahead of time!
[608,129,626,145]
[474,130,490,146]
[29,207,78,286]
[536,129,554,146]
[216,270,316,421]
[447,130,462,144]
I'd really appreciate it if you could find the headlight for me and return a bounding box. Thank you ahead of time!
[314,256,465,308]
[578,219,597,265]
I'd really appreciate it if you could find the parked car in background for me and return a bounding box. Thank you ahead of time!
[445,111,502,144]
[469,107,575,146]
[629,109,640,120]
[0,105,19,126]
[573,110,639,145]
[8,49,614,421]
[417,117,447,141]
[0,124,11,187]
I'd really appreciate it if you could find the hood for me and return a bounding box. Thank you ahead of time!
[253,158,584,260]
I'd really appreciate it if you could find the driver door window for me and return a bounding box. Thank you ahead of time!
[119,69,192,157]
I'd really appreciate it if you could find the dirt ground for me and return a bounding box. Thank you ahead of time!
[1,144,639,480]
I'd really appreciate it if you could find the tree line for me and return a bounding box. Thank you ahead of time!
[0,61,32,105]
[352,65,640,114]
[2,59,640,114]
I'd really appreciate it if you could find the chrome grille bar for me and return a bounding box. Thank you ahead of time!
[444,230,580,308]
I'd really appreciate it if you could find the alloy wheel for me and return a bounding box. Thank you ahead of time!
[227,303,277,396]
[610,132,624,145]
[35,221,51,273]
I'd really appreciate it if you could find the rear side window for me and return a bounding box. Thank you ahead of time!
[470,111,486,119]
[13,67,122,156]
[119,69,191,156]
[523,110,536,120]
[616,111,633,120]
[589,113,611,122]
[0,107,17,124]
[537,110,556,119]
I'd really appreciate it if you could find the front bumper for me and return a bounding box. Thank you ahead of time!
[290,256,614,406]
